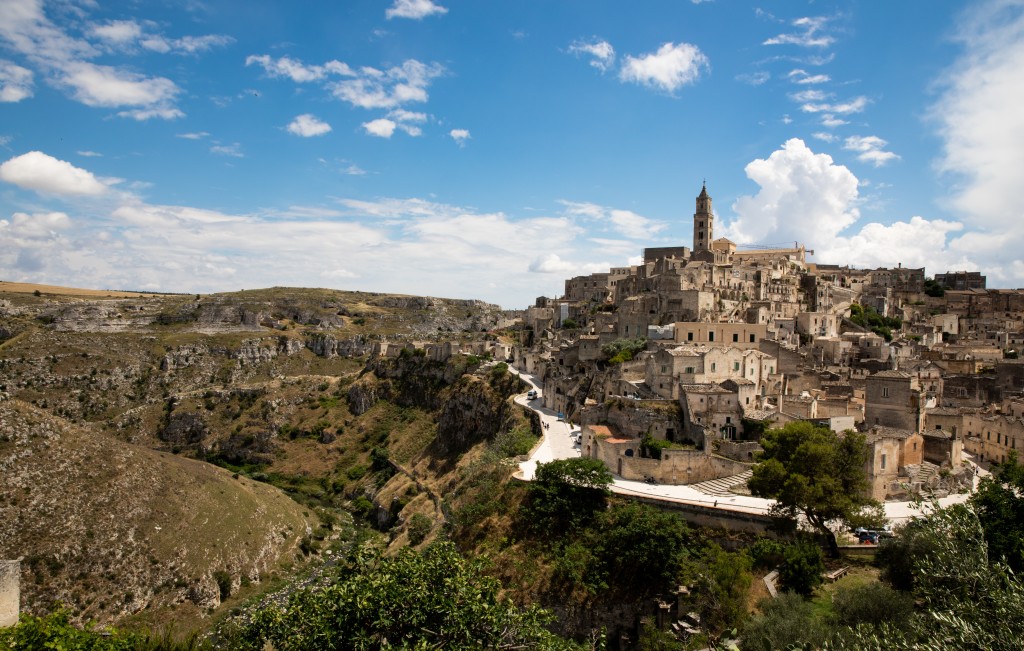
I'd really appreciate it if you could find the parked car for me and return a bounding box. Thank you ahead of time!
[527,389,538,400]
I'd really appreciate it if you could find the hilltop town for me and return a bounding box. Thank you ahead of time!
[511,184,1020,501]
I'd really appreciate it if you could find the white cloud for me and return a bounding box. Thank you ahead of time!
[0,59,33,101]
[330,59,444,109]
[720,139,993,280]
[90,20,143,45]
[931,0,1024,236]
[0,151,107,196]
[362,118,397,138]
[812,132,836,142]
[118,106,184,121]
[820,114,848,128]
[789,88,829,102]
[210,143,243,157]
[736,71,770,85]
[800,95,868,114]
[569,39,616,72]
[245,54,354,83]
[176,131,209,140]
[787,69,831,84]
[619,42,709,93]
[76,150,102,157]
[560,200,665,240]
[388,109,427,123]
[843,135,900,167]
[386,0,448,20]
[450,129,470,145]
[724,138,859,246]
[287,114,332,137]
[2,211,71,237]
[58,61,179,108]
[764,16,835,48]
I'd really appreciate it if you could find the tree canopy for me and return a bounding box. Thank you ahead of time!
[969,450,1024,572]
[524,457,613,533]
[747,421,881,554]
[230,541,582,651]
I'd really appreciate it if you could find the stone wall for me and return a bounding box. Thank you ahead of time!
[0,559,18,628]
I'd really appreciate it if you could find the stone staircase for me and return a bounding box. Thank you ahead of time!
[690,469,753,497]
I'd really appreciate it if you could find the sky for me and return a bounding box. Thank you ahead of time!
[1,0,1023,309]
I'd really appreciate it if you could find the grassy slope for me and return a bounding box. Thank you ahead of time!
[0,398,313,629]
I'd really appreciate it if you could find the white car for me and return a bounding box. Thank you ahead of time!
[527,389,538,400]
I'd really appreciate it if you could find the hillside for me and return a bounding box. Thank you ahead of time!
[0,284,518,630]
[0,396,313,624]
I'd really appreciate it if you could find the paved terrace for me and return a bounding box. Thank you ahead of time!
[511,368,986,526]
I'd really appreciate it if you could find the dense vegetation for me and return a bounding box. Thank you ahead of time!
[848,304,902,341]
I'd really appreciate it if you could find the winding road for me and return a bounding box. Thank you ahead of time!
[510,368,981,526]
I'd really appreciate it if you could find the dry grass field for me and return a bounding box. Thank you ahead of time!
[0,280,163,298]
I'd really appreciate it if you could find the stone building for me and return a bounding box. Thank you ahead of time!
[864,370,924,432]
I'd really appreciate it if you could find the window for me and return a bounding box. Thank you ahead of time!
[687,332,694,341]
[733,362,740,371]
[881,453,887,470]
[661,365,667,373]
[882,387,889,398]
[726,416,732,423]
[750,334,756,343]
[711,363,717,372]
[733,333,739,342]
[685,366,695,373]
[709,331,715,342]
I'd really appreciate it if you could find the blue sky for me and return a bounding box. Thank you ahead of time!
[1,0,1022,309]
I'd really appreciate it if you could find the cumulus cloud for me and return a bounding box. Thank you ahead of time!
[764,16,835,48]
[725,138,859,246]
[2,211,72,238]
[820,114,848,128]
[569,39,616,72]
[931,0,1024,236]
[58,61,179,109]
[0,2,225,118]
[0,151,107,195]
[619,42,709,92]
[720,138,989,279]
[386,0,448,20]
[450,129,470,145]
[362,118,397,138]
[90,20,143,45]
[287,114,332,137]
[843,135,900,167]
[330,59,444,109]
[245,55,354,83]
[0,59,33,101]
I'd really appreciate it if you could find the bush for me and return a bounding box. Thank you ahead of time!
[407,513,433,545]
[778,538,825,596]
[831,581,914,630]
[741,592,828,651]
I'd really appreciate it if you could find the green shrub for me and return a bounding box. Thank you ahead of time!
[407,513,433,545]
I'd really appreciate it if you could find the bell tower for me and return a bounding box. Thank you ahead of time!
[693,182,713,253]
